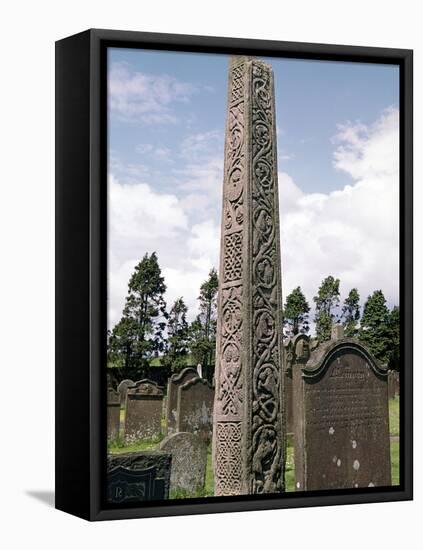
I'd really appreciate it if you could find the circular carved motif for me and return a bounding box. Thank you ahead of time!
[226,167,243,201]
[253,122,269,146]
[255,310,275,343]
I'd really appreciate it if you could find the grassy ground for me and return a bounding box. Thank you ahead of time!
[389,397,400,437]
[109,397,400,495]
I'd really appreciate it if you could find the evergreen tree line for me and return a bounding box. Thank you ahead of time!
[108,255,400,381]
[107,252,218,381]
[284,276,400,369]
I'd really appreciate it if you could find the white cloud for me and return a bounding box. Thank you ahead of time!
[109,62,198,124]
[280,107,399,318]
[108,175,189,327]
[179,130,222,161]
[173,130,224,222]
[333,106,399,180]
[136,143,172,161]
[108,175,219,328]
[108,108,399,335]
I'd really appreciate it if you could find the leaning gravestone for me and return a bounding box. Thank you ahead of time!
[177,377,214,443]
[117,379,135,406]
[107,387,120,441]
[159,432,207,495]
[124,379,163,443]
[107,451,171,503]
[166,367,198,435]
[213,56,285,496]
[292,327,391,491]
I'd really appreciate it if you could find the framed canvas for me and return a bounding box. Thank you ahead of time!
[55,29,413,521]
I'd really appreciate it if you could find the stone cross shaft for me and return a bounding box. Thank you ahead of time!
[212,56,285,496]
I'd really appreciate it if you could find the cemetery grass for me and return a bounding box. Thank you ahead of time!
[108,399,399,494]
[389,397,400,437]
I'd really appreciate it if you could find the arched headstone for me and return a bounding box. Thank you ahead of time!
[124,379,163,442]
[166,367,198,435]
[292,336,391,491]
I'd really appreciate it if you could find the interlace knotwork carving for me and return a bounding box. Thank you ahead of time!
[215,422,242,495]
[250,61,284,494]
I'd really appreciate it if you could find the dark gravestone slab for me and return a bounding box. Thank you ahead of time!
[388,370,400,399]
[107,451,171,503]
[117,379,135,406]
[159,432,207,495]
[124,379,163,443]
[293,337,391,491]
[177,377,214,443]
[166,368,198,435]
[107,387,121,441]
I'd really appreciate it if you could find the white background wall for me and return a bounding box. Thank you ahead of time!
[0,0,420,547]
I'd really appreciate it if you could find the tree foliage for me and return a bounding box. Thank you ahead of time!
[283,286,310,337]
[342,288,361,337]
[189,268,219,380]
[387,305,400,370]
[313,276,340,342]
[359,289,391,364]
[107,252,167,378]
[161,297,190,373]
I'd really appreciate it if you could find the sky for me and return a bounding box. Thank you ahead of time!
[107,47,400,333]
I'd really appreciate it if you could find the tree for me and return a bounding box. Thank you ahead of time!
[107,252,167,378]
[189,268,218,380]
[313,275,340,342]
[387,305,400,370]
[342,288,361,337]
[283,286,310,337]
[161,297,190,373]
[359,290,390,364]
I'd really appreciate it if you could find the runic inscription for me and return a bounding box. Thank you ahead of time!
[213,57,285,496]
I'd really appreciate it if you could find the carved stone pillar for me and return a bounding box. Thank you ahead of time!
[213,56,285,496]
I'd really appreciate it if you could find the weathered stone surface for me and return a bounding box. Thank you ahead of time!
[331,324,345,341]
[166,367,198,435]
[293,335,391,491]
[159,432,207,494]
[107,451,171,503]
[177,377,214,443]
[283,340,294,435]
[117,379,135,406]
[388,369,400,399]
[124,379,163,442]
[213,57,285,496]
[107,387,121,441]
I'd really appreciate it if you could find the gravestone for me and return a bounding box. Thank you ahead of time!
[107,387,121,441]
[107,451,171,503]
[177,377,214,443]
[388,370,400,399]
[213,56,285,496]
[284,335,309,437]
[166,367,198,435]
[292,334,391,491]
[284,340,294,435]
[117,379,135,406]
[159,432,207,495]
[124,379,163,443]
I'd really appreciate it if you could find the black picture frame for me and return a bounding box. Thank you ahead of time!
[55,28,413,521]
